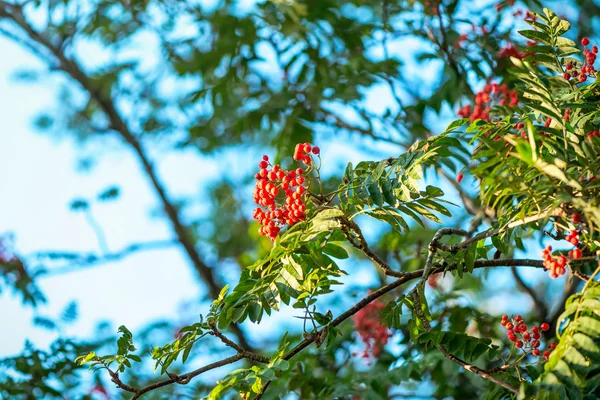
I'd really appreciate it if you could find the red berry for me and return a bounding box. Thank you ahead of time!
[516,340,523,348]
[544,351,551,359]
[572,213,582,223]
[571,248,582,259]
[262,155,269,161]
[594,46,599,54]
[259,160,268,169]
[296,168,304,175]
[541,322,550,331]
[303,143,312,153]
[456,172,464,183]
[533,332,541,339]
[532,339,541,348]
[502,315,508,320]
[563,72,571,80]
[532,349,540,356]
[506,323,514,331]
[550,342,557,349]
[515,315,522,322]
[312,146,320,155]
[582,37,590,46]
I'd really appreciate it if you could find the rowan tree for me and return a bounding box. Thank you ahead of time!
[1,0,600,399]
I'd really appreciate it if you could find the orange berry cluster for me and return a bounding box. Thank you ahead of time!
[563,37,597,82]
[352,297,392,359]
[293,142,319,164]
[252,143,319,241]
[541,245,568,279]
[501,315,555,358]
[587,130,600,141]
[457,83,518,122]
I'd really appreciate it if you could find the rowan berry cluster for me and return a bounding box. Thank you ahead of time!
[353,297,393,359]
[563,38,598,82]
[457,83,518,121]
[252,143,320,241]
[541,245,568,278]
[501,315,555,359]
[587,130,600,141]
[497,43,530,60]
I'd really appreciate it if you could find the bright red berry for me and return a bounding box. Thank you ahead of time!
[571,248,582,259]
[582,37,590,46]
[532,349,540,356]
[312,146,320,155]
[541,322,550,331]
[544,351,551,359]
[516,340,523,348]
[259,160,268,169]
[456,172,464,183]
[532,339,541,348]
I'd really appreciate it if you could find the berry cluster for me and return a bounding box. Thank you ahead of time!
[497,43,530,60]
[564,108,571,121]
[541,245,568,278]
[457,83,518,122]
[252,143,320,241]
[587,130,600,141]
[563,38,598,83]
[501,315,555,359]
[293,142,320,164]
[353,297,393,359]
